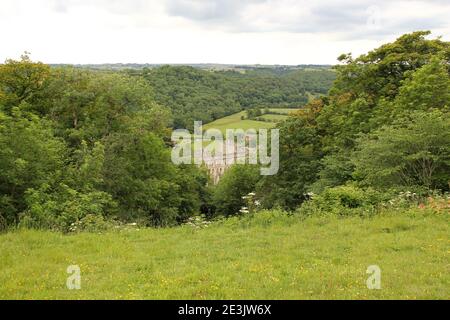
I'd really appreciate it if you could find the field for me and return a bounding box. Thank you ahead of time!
[203,111,275,133]
[267,108,300,114]
[202,109,301,134]
[259,114,289,121]
[1,210,448,299]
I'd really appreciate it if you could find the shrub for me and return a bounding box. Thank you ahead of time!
[0,213,6,232]
[68,214,115,233]
[218,209,295,228]
[296,184,381,217]
[19,184,117,232]
[182,215,211,229]
[213,165,260,216]
[418,194,450,214]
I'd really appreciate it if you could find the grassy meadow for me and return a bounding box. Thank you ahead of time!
[1,210,448,300]
[203,111,275,133]
[260,114,290,121]
[202,108,301,134]
[267,108,301,114]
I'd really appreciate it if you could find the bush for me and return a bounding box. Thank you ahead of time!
[213,165,260,216]
[0,213,6,232]
[296,184,382,217]
[19,184,117,232]
[68,214,115,233]
[418,193,450,214]
[0,109,67,227]
[380,189,449,213]
[217,209,295,228]
[182,215,212,229]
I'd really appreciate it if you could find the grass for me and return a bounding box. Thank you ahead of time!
[0,210,448,299]
[203,111,275,134]
[267,108,300,114]
[202,109,301,134]
[259,114,289,121]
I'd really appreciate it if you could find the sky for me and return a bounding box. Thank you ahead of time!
[1,0,449,65]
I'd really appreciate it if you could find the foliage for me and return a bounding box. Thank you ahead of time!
[257,101,324,210]
[0,53,51,115]
[353,110,450,191]
[0,109,66,226]
[142,65,335,129]
[212,165,260,216]
[296,184,382,217]
[182,215,211,229]
[43,68,170,146]
[392,57,450,115]
[417,193,450,214]
[0,56,210,230]
[21,185,116,232]
[258,31,450,210]
[1,31,449,228]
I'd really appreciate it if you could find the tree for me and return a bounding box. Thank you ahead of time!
[0,53,50,115]
[257,101,324,209]
[393,57,450,114]
[45,69,170,147]
[0,109,66,226]
[353,110,450,191]
[0,57,210,230]
[102,129,183,226]
[213,165,260,216]
[317,31,449,151]
[175,164,210,221]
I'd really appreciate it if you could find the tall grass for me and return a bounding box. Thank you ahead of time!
[0,208,448,299]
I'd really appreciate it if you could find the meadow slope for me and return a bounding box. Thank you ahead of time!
[0,211,448,300]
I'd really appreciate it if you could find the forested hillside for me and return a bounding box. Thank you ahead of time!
[140,66,335,129]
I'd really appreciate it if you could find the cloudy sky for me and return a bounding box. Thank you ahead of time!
[1,0,449,65]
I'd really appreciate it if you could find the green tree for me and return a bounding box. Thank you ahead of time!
[102,130,181,226]
[317,31,449,151]
[213,165,260,216]
[0,53,50,115]
[393,57,450,113]
[353,110,450,191]
[0,109,66,225]
[175,165,210,221]
[20,139,116,232]
[258,101,324,209]
[45,69,170,146]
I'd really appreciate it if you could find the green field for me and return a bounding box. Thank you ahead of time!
[259,114,289,121]
[267,108,300,115]
[203,111,275,133]
[1,210,448,299]
[202,109,301,133]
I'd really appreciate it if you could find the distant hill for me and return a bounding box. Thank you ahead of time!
[139,65,336,129]
[49,63,333,72]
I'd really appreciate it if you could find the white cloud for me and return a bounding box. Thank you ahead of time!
[0,0,448,64]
